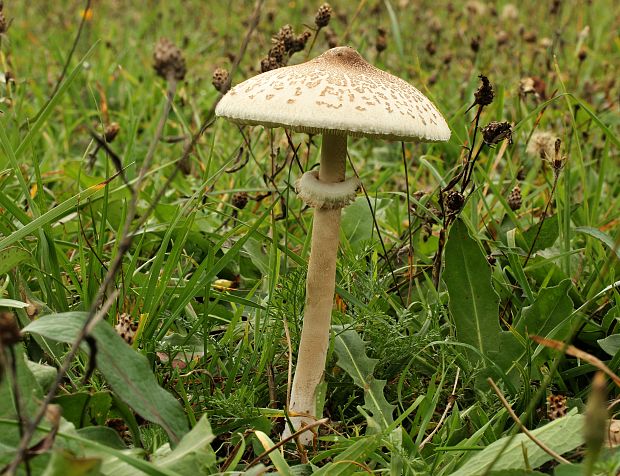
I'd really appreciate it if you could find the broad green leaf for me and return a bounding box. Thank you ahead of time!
[515,280,575,339]
[487,471,546,475]
[519,215,559,254]
[55,392,112,427]
[26,359,57,391]
[42,450,102,476]
[0,346,43,418]
[0,247,30,274]
[449,413,584,476]
[575,226,620,260]
[444,219,500,361]
[153,416,216,474]
[598,334,620,357]
[23,313,189,444]
[333,326,395,432]
[340,197,388,247]
[76,427,127,450]
[0,417,179,476]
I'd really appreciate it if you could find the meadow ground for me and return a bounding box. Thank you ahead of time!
[0,0,619,474]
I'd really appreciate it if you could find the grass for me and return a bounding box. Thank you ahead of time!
[0,0,619,474]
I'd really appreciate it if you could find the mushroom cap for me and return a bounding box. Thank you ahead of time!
[216,47,450,142]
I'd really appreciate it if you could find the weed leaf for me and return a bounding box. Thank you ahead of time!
[444,219,500,361]
[449,412,584,475]
[333,326,395,433]
[23,313,189,444]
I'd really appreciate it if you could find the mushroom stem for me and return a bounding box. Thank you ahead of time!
[285,133,347,444]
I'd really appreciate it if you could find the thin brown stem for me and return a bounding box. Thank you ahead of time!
[245,418,329,469]
[419,367,460,450]
[487,377,571,465]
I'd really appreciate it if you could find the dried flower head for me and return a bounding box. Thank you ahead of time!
[551,138,567,174]
[425,41,436,56]
[527,131,556,160]
[445,191,465,215]
[0,311,21,347]
[500,4,519,21]
[325,28,338,48]
[539,37,553,49]
[114,313,138,345]
[104,122,120,143]
[522,30,537,43]
[428,15,442,34]
[496,30,510,46]
[464,1,487,16]
[508,185,522,211]
[261,39,288,72]
[474,74,494,108]
[289,31,312,53]
[376,27,388,53]
[212,67,230,93]
[314,3,332,28]
[578,48,587,62]
[232,192,249,210]
[519,76,546,99]
[153,38,186,81]
[547,394,567,420]
[481,121,512,146]
[0,9,7,35]
[275,24,295,51]
[470,36,481,53]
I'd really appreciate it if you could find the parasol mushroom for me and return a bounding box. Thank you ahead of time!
[215,46,450,444]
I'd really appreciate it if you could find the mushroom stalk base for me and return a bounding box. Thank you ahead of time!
[284,133,347,445]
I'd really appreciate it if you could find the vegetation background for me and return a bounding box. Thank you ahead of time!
[0,0,618,474]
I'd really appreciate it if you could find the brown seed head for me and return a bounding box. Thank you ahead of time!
[104,122,121,143]
[275,24,295,51]
[212,67,230,93]
[578,48,587,62]
[527,131,556,160]
[0,10,7,34]
[481,121,512,146]
[470,36,481,53]
[547,394,567,420]
[552,138,567,175]
[496,30,509,46]
[0,311,21,347]
[376,28,388,53]
[508,185,522,211]
[445,190,465,215]
[314,3,332,28]
[325,28,338,48]
[474,74,494,107]
[522,30,537,43]
[232,192,249,210]
[425,41,436,56]
[289,31,312,53]
[153,38,186,81]
[269,40,287,63]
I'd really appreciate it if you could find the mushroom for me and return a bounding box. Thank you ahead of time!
[215,46,450,444]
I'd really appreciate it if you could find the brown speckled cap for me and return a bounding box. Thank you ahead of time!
[216,46,450,142]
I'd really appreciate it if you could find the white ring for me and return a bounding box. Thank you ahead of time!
[295,170,360,209]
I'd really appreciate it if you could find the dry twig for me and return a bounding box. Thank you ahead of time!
[487,377,571,465]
